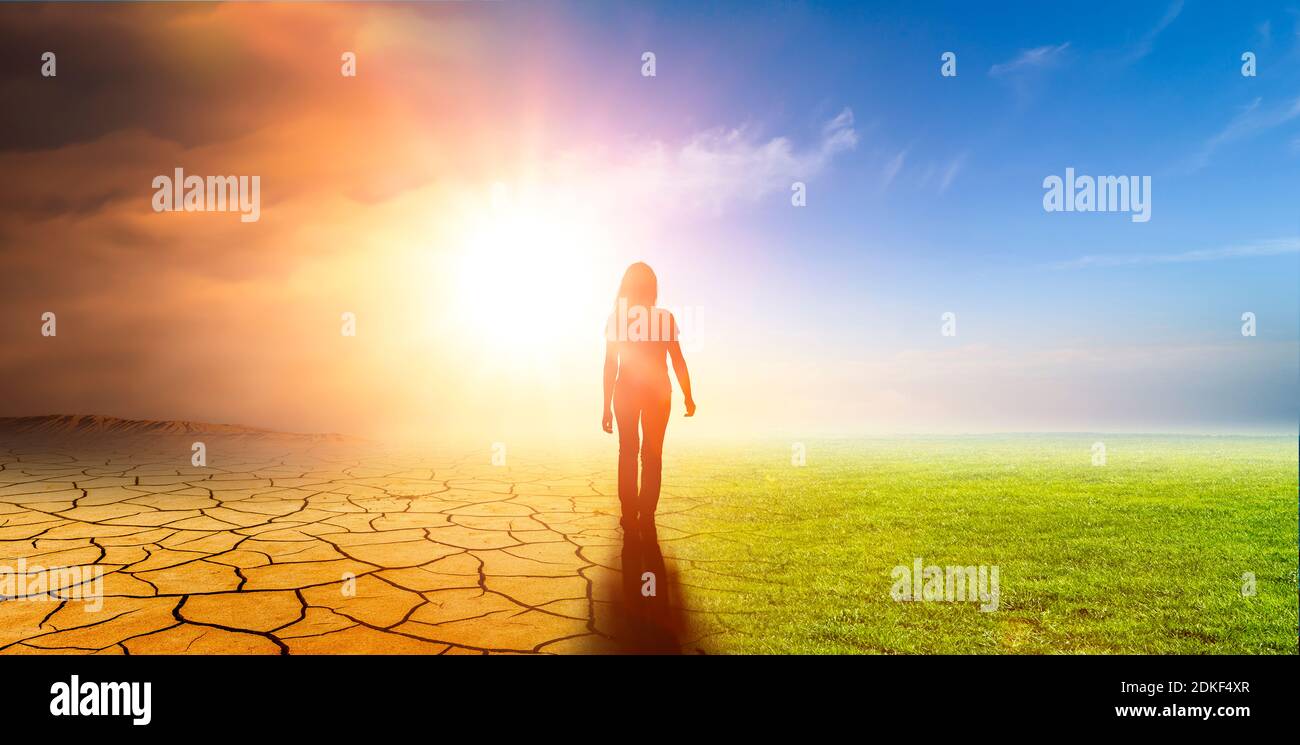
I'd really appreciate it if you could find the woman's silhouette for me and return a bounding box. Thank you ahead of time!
[603,262,695,536]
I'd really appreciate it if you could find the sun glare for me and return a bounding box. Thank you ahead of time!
[452,186,608,362]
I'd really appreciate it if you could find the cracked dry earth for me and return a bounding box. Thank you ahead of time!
[0,437,721,654]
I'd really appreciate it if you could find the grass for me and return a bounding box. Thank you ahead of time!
[652,435,1298,654]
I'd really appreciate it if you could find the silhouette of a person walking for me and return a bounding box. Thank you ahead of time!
[602,262,695,536]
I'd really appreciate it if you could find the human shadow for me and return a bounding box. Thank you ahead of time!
[611,526,688,653]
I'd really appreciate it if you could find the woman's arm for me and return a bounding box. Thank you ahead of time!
[602,341,617,432]
[668,339,696,417]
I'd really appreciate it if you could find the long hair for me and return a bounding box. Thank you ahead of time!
[615,262,657,312]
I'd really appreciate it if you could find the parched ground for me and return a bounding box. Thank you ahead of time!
[6,433,1291,654]
[0,437,727,654]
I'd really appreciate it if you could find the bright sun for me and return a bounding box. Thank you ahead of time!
[452,186,608,361]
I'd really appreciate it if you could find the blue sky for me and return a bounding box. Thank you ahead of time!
[513,0,1300,434]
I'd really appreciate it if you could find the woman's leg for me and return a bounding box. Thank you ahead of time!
[637,390,672,527]
[612,387,641,529]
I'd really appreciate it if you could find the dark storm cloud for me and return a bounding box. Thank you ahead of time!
[0,4,326,152]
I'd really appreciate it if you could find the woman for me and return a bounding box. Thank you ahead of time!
[602,262,696,536]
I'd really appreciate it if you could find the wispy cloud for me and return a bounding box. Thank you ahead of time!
[1119,0,1183,64]
[910,152,967,194]
[881,149,906,187]
[601,107,859,211]
[1050,237,1300,270]
[1185,96,1300,171]
[989,42,1071,77]
[1256,19,1272,47]
[938,152,967,193]
[876,144,966,194]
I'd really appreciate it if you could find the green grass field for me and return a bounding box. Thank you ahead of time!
[655,435,1298,654]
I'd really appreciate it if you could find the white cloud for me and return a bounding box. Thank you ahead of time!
[938,152,966,193]
[1186,96,1300,171]
[538,108,859,215]
[1050,237,1300,270]
[989,42,1071,77]
[628,107,859,210]
[882,149,906,187]
[1120,1,1183,64]
[912,152,967,194]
